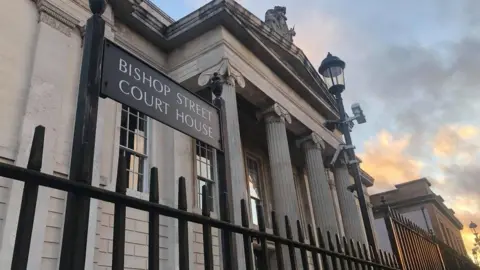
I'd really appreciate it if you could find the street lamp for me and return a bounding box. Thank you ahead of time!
[319,52,377,249]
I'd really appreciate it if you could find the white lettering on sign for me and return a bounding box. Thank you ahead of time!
[113,57,217,140]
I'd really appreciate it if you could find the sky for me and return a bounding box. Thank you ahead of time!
[153,0,480,257]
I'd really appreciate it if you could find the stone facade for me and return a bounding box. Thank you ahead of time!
[371,178,468,256]
[0,0,376,269]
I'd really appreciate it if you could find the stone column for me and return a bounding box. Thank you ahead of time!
[258,103,301,268]
[297,133,339,234]
[198,58,247,270]
[333,159,367,244]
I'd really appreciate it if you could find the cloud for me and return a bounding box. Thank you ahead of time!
[432,125,480,164]
[359,130,423,192]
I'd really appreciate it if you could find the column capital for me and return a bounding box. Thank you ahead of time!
[198,58,246,88]
[296,132,325,150]
[256,103,292,124]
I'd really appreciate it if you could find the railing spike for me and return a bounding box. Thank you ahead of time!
[240,199,254,270]
[271,211,285,270]
[296,220,309,269]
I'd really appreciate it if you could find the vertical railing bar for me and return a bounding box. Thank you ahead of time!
[382,251,390,268]
[356,241,367,270]
[369,245,378,270]
[202,186,213,270]
[342,237,352,270]
[256,203,270,270]
[327,231,339,269]
[384,208,405,270]
[11,125,45,270]
[334,234,346,270]
[148,168,160,270]
[178,177,190,270]
[362,244,370,270]
[285,216,297,270]
[378,250,386,268]
[271,211,285,270]
[307,225,320,270]
[402,218,418,269]
[349,239,360,270]
[296,220,309,269]
[317,228,330,270]
[402,222,419,269]
[397,222,412,269]
[409,221,426,270]
[240,200,254,270]
[112,155,127,270]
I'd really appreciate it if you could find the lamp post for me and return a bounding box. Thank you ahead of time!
[318,53,377,249]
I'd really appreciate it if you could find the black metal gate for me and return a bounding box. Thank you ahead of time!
[3,125,400,270]
[383,206,479,270]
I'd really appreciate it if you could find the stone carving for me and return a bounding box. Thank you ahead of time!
[198,58,246,88]
[37,0,79,37]
[265,6,296,42]
[257,103,292,124]
[296,132,325,150]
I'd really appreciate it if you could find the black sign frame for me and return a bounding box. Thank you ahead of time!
[100,39,222,150]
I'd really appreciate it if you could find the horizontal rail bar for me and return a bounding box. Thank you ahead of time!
[0,162,397,269]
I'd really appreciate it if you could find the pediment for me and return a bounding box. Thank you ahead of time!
[109,0,339,119]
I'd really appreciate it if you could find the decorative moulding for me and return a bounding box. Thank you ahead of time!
[198,58,246,88]
[36,0,80,37]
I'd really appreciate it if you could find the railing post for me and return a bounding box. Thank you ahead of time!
[202,186,214,270]
[149,168,160,270]
[256,204,270,270]
[112,156,127,269]
[178,177,190,270]
[11,126,45,270]
[240,199,254,270]
[271,211,285,270]
[59,1,105,269]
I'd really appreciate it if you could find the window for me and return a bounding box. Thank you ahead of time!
[196,141,215,211]
[246,155,263,226]
[119,105,148,192]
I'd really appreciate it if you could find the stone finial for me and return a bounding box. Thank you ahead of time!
[264,6,296,42]
[296,132,325,150]
[198,58,246,88]
[89,0,106,15]
[256,103,291,124]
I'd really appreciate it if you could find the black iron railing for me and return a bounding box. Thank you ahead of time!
[3,125,399,270]
[384,206,479,270]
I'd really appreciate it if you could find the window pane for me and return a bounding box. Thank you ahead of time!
[196,141,215,211]
[120,105,148,192]
[251,198,259,225]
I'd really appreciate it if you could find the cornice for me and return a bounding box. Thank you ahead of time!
[36,0,80,36]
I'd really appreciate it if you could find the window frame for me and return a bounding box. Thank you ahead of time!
[194,140,217,213]
[293,166,311,235]
[244,151,269,228]
[118,104,150,195]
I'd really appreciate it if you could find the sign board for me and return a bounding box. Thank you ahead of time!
[101,40,222,150]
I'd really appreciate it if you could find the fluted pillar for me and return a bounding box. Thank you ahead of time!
[258,103,301,268]
[297,133,339,234]
[333,159,367,243]
[199,58,247,270]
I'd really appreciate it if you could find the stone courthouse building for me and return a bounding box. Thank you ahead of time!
[0,0,377,269]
